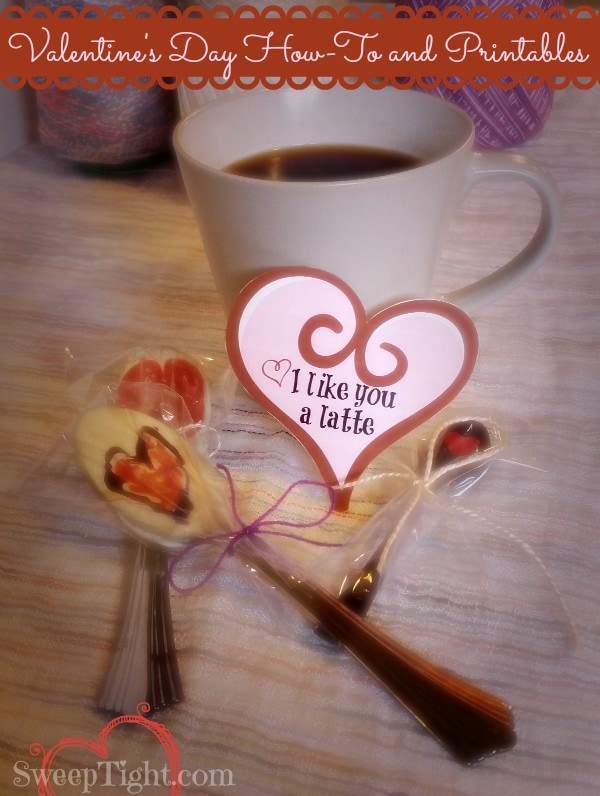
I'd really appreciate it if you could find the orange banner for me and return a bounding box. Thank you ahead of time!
[1,4,597,90]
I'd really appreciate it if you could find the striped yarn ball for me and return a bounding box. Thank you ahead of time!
[36,82,176,168]
[396,0,555,149]
[29,0,175,167]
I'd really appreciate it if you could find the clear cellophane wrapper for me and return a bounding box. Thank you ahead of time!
[13,344,238,714]
[16,344,237,511]
[14,345,578,706]
[65,344,237,450]
[313,415,578,665]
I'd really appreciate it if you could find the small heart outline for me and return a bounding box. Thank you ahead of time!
[262,358,292,387]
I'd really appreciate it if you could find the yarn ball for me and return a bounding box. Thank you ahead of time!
[36,83,176,168]
[28,0,176,168]
[395,0,555,149]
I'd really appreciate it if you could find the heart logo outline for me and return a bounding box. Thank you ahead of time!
[29,702,182,796]
[226,267,478,510]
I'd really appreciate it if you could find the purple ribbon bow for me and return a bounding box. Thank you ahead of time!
[168,466,339,593]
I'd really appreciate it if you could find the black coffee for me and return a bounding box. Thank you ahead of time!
[225,144,422,181]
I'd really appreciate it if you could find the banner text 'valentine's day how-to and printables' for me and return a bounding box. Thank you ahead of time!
[1,4,598,89]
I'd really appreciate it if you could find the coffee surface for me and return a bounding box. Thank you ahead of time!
[225,144,422,181]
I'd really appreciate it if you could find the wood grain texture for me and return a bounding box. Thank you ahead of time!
[1,86,599,795]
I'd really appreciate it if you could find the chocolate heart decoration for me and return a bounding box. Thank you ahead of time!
[433,420,492,470]
[75,406,233,550]
[117,356,207,429]
[105,426,192,520]
[226,267,478,509]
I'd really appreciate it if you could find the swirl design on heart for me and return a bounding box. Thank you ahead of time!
[298,313,409,387]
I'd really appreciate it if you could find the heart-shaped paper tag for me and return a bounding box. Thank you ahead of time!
[226,267,478,509]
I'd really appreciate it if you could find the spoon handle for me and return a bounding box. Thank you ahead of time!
[98,543,149,714]
[98,544,183,714]
[239,535,516,765]
[147,547,184,711]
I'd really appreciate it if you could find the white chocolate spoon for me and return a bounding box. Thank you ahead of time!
[77,406,231,714]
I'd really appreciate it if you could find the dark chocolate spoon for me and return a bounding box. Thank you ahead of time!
[237,533,515,765]
[146,547,184,710]
[337,421,492,618]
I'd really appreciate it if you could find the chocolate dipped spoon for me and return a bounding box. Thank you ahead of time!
[237,533,515,765]
[77,408,515,764]
[337,420,493,618]
[98,356,212,714]
[76,406,232,714]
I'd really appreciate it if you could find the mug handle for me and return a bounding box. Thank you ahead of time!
[441,151,560,313]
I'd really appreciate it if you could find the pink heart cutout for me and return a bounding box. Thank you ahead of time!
[227,268,478,510]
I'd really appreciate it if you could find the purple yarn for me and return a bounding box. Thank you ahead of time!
[397,0,555,12]
[395,0,556,148]
[167,466,340,594]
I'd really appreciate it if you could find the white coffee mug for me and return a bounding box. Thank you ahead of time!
[174,85,559,315]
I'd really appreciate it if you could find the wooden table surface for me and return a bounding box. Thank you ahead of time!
[1,84,599,795]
